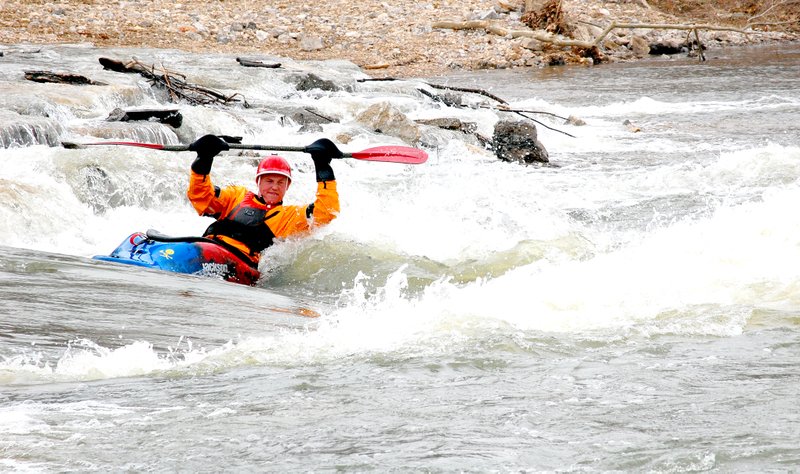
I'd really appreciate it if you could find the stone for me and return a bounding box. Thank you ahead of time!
[472,8,499,20]
[354,102,422,144]
[565,115,586,126]
[492,119,549,164]
[630,35,650,57]
[299,35,325,51]
[335,132,354,144]
[520,38,544,51]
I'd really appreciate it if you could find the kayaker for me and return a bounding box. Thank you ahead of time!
[186,134,340,267]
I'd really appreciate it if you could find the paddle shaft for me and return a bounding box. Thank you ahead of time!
[139,143,324,153]
[61,141,428,164]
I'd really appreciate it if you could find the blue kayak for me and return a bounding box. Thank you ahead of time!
[93,230,261,285]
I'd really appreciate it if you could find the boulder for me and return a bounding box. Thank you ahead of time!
[492,119,549,164]
[649,37,686,55]
[354,102,421,144]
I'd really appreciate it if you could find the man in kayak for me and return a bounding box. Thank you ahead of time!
[185,134,341,267]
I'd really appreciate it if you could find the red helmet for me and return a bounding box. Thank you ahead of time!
[255,155,292,183]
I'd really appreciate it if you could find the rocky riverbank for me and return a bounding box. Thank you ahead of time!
[2,0,798,77]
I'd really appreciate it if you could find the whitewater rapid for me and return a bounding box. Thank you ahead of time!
[1,43,799,471]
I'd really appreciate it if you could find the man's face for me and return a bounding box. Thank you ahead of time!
[258,174,290,205]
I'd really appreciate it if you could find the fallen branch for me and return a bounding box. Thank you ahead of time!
[427,83,509,105]
[511,111,575,138]
[486,106,570,121]
[357,77,575,137]
[693,28,705,61]
[98,57,246,106]
[749,19,800,27]
[589,22,752,47]
[433,19,754,50]
[432,20,591,47]
[357,77,508,104]
[747,0,800,28]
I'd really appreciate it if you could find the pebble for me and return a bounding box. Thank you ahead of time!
[300,36,325,51]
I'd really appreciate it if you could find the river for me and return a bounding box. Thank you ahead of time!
[1,42,799,471]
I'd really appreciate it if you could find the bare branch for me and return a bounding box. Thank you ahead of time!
[747,0,800,26]
[432,20,593,47]
[433,20,755,50]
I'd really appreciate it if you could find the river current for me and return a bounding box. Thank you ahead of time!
[1,42,799,471]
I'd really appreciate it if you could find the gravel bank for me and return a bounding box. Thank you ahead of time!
[2,0,797,77]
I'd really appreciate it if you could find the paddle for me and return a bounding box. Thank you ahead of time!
[61,140,428,164]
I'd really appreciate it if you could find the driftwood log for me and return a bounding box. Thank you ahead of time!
[24,70,106,85]
[236,57,282,68]
[105,108,183,128]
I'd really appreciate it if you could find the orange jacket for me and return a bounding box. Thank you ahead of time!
[187,171,339,264]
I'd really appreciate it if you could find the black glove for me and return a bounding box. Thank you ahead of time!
[304,138,342,182]
[188,134,230,175]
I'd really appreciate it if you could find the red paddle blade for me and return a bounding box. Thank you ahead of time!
[85,141,165,149]
[349,146,428,164]
[61,141,181,150]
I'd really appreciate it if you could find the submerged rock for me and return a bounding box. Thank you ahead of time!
[414,117,477,134]
[256,103,338,128]
[288,72,342,92]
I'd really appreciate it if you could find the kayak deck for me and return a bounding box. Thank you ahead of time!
[93,230,260,285]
